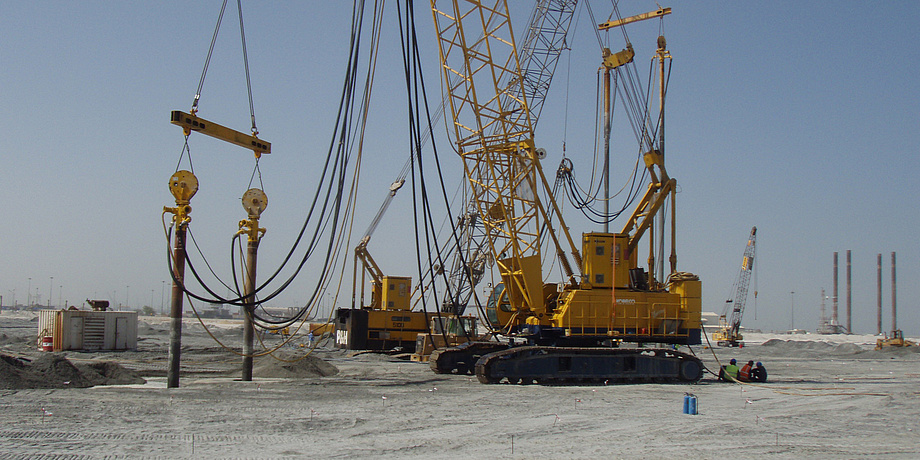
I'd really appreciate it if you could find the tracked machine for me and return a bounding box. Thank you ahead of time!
[428,1,702,384]
[713,227,757,347]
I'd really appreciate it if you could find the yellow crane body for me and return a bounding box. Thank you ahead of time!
[430,1,702,383]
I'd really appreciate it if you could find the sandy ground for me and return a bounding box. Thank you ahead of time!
[1,311,919,459]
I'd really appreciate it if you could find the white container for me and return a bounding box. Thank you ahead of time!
[38,310,138,351]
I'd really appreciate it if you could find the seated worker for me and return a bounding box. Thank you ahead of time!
[750,361,768,382]
[738,360,754,382]
[719,358,740,382]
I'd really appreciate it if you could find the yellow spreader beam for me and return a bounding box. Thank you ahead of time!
[170,110,270,157]
[598,7,671,31]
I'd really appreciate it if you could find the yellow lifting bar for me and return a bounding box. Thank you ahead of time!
[170,110,271,158]
[597,7,671,31]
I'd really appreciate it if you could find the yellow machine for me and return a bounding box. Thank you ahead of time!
[336,238,430,352]
[336,178,431,352]
[429,1,702,383]
[410,315,479,363]
[876,330,916,350]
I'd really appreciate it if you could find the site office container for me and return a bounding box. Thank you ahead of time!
[38,310,138,351]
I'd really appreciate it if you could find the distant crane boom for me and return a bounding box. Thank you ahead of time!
[715,226,757,346]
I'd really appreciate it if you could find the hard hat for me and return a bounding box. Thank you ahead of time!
[756,362,762,366]
[730,359,736,364]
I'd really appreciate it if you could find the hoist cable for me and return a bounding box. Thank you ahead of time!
[192,0,229,114]
[169,0,374,320]
[247,157,264,191]
[236,0,258,135]
[174,135,196,174]
[400,0,481,341]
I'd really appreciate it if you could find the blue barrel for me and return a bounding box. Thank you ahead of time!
[688,395,698,415]
[682,395,690,414]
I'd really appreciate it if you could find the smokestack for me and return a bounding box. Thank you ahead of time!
[846,250,852,334]
[891,252,897,333]
[877,254,882,335]
[833,252,839,326]
[820,288,826,330]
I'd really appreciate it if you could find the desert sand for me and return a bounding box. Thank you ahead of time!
[1,310,918,459]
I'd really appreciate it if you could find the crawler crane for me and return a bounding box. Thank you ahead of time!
[429,1,702,383]
[712,227,757,347]
[336,180,430,352]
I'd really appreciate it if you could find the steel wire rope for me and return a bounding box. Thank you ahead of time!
[191,0,229,115]
[584,1,605,52]
[402,0,491,343]
[575,58,622,204]
[556,1,655,225]
[168,0,372,318]
[399,0,449,343]
[267,0,389,331]
[235,0,259,135]
[175,136,196,174]
[248,0,389,328]
[247,157,264,191]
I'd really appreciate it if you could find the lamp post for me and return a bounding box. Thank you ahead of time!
[161,281,166,315]
[49,277,53,308]
[790,291,795,331]
[125,285,130,311]
[27,278,31,307]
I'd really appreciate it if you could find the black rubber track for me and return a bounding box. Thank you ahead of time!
[475,346,704,384]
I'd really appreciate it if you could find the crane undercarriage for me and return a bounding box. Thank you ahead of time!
[431,343,703,384]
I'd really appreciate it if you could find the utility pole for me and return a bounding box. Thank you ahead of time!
[877,254,882,335]
[238,189,268,382]
[165,171,197,388]
[832,253,838,327]
[790,291,795,330]
[846,250,852,333]
[891,252,897,333]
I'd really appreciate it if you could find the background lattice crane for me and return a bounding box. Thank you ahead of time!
[714,226,757,347]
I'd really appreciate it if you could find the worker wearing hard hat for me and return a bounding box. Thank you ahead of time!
[750,362,768,382]
[739,360,754,382]
[719,358,740,382]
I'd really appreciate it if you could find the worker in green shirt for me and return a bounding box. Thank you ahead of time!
[719,358,740,382]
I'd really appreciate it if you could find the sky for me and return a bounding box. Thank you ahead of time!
[2,1,918,336]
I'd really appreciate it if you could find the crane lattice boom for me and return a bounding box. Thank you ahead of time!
[717,226,757,345]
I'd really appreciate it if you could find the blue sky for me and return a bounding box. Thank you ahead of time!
[2,1,918,336]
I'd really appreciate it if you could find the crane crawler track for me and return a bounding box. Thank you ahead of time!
[429,342,510,375]
[475,346,704,384]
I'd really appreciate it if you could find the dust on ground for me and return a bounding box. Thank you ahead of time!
[1,312,918,459]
